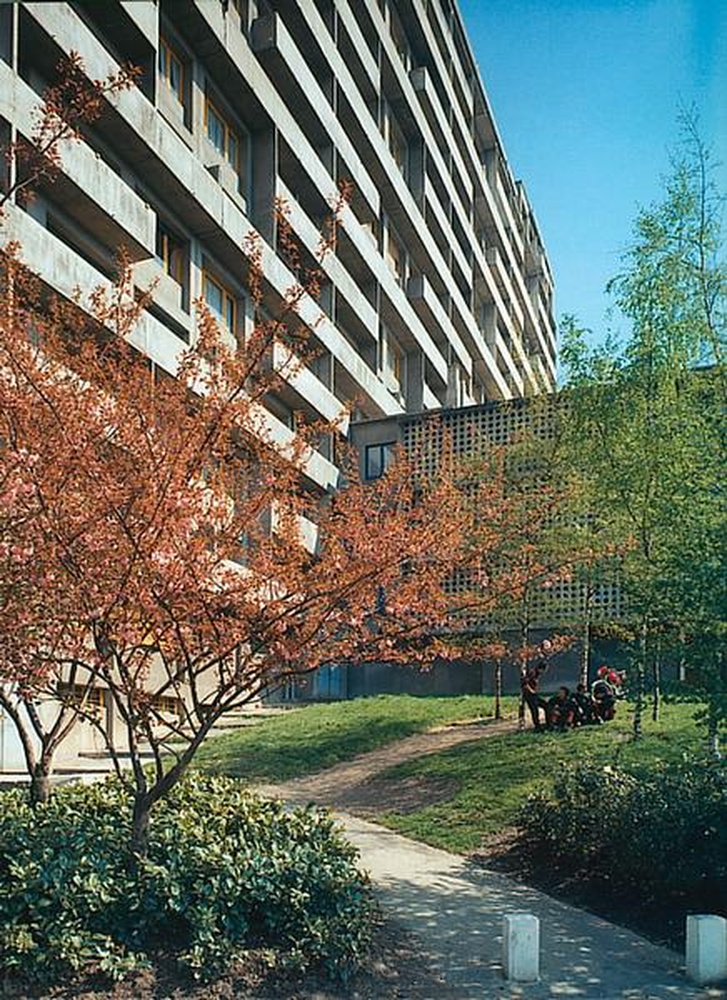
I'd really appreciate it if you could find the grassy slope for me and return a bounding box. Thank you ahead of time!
[195,694,497,782]
[197,696,706,856]
[376,702,705,853]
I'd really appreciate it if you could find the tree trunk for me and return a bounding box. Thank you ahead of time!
[651,642,661,722]
[633,621,647,741]
[132,795,152,857]
[518,607,530,733]
[29,758,52,806]
[494,660,503,720]
[707,703,722,761]
[579,582,592,688]
[677,629,686,682]
[580,619,591,689]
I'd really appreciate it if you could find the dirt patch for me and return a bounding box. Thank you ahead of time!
[258,717,513,810]
[335,772,460,816]
[3,916,458,1000]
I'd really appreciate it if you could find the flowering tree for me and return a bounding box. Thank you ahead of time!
[0,235,467,848]
[0,52,139,802]
[0,53,470,844]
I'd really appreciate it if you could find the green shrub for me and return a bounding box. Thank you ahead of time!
[0,774,374,985]
[521,758,727,897]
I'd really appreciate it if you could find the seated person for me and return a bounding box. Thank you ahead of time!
[592,666,617,721]
[573,682,595,725]
[547,686,576,730]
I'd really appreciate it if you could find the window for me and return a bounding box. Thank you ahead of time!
[385,224,408,287]
[384,332,403,386]
[158,36,185,106]
[205,97,240,172]
[156,222,185,285]
[152,693,183,718]
[231,0,250,32]
[380,325,405,396]
[388,111,408,180]
[365,442,396,480]
[57,683,106,719]
[203,269,237,332]
[389,4,410,70]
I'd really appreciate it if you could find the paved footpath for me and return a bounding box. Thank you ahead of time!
[258,719,726,1000]
[333,811,726,1000]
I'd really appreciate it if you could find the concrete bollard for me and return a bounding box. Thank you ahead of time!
[686,914,727,985]
[502,912,540,982]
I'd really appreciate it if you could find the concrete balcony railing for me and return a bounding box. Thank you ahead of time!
[133,259,191,335]
[5,203,340,492]
[276,178,378,349]
[423,175,472,287]
[0,61,155,261]
[251,10,379,218]
[271,340,349,433]
[21,3,405,419]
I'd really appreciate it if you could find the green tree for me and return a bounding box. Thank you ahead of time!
[560,115,726,749]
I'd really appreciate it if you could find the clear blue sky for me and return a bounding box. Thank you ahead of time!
[458,0,726,349]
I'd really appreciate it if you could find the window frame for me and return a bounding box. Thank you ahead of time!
[156,222,186,286]
[158,35,186,107]
[364,441,396,480]
[202,268,237,333]
[204,95,241,173]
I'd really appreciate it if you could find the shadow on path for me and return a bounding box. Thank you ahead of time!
[255,720,725,998]
[338,814,725,1000]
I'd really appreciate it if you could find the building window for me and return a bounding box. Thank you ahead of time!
[203,269,237,332]
[152,693,183,718]
[158,36,185,106]
[205,96,240,172]
[156,222,185,286]
[388,110,408,181]
[231,0,250,32]
[57,682,106,719]
[365,441,396,480]
[385,225,408,287]
[380,326,406,400]
[389,4,410,70]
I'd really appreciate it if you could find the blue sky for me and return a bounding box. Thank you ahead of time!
[458,0,726,350]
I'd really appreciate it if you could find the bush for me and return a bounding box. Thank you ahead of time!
[520,758,727,898]
[0,773,374,985]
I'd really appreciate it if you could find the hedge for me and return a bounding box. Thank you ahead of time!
[0,773,374,984]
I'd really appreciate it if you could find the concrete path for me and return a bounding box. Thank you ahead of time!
[334,812,725,1000]
[256,715,725,1000]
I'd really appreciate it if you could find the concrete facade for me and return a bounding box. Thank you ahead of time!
[1,1,555,478]
[0,0,556,764]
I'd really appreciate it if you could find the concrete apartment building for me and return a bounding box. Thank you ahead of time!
[0,0,556,767]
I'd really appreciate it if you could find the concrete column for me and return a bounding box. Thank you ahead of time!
[502,912,539,982]
[686,914,727,985]
[0,3,15,66]
[251,127,278,245]
[408,139,425,206]
[405,348,424,412]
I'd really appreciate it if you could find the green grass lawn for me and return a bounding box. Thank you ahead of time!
[195,694,500,782]
[196,695,708,857]
[376,702,707,853]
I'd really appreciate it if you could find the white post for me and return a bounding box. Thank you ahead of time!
[686,915,727,985]
[502,912,540,982]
